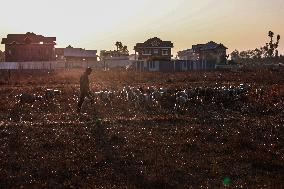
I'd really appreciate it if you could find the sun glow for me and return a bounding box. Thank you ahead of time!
[0,0,283,55]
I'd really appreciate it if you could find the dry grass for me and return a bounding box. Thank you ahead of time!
[0,68,283,188]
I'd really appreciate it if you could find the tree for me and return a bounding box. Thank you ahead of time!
[254,48,263,59]
[121,45,129,54]
[230,50,240,61]
[115,42,123,51]
[239,51,250,59]
[114,42,129,55]
[263,31,280,58]
[230,30,281,61]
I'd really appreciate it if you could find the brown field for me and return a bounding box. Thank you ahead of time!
[0,68,284,188]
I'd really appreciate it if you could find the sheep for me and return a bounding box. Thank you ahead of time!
[147,86,157,94]
[93,91,110,105]
[149,90,166,109]
[119,86,136,102]
[17,93,43,104]
[178,90,188,98]
[134,92,151,109]
[45,89,61,100]
[119,87,128,101]
[126,89,136,102]
[174,91,189,112]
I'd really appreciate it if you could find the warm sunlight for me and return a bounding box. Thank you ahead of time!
[1,1,284,188]
[0,0,283,55]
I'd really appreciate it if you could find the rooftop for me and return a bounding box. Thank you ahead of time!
[134,37,173,50]
[64,47,97,58]
[192,41,227,51]
[1,32,56,45]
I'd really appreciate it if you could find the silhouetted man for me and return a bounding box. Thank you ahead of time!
[77,67,93,113]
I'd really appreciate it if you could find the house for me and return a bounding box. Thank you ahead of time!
[100,50,129,61]
[134,37,173,61]
[64,46,98,62]
[128,54,136,61]
[134,37,174,72]
[177,49,198,61]
[100,50,132,68]
[178,41,227,70]
[55,48,65,60]
[0,50,4,62]
[1,32,56,62]
[193,41,227,64]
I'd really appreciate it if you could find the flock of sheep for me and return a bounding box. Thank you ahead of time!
[16,89,61,104]
[88,84,249,112]
[15,84,249,113]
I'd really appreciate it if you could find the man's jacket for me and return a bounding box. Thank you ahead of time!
[80,73,90,94]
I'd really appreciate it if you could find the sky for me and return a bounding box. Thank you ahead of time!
[0,0,283,56]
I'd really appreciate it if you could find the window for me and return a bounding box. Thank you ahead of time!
[154,49,159,54]
[150,61,155,69]
[142,49,151,55]
[162,49,169,55]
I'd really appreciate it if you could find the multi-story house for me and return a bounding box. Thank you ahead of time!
[134,37,173,61]
[177,41,227,70]
[134,37,174,71]
[1,32,56,62]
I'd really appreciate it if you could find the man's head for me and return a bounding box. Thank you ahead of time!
[85,67,92,75]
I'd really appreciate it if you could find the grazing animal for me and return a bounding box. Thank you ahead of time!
[17,93,43,104]
[175,93,188,112]
[135,92,151,109]
[45,89,61,100]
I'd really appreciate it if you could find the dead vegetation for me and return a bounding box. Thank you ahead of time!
[0,68,283,188]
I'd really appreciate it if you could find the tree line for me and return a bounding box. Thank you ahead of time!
[230,31,281,63]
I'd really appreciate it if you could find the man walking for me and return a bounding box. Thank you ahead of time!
[77,67,93,113]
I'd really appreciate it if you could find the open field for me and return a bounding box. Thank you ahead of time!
[0,68,284,188]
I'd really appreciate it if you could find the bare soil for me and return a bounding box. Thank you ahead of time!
[0,68,283,188]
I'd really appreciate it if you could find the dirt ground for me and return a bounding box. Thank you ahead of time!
[0,68,284,188]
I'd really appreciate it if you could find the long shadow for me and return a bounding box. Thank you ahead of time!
[88,119,176,189]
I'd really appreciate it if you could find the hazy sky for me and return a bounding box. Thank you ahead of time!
[0,0,283,55]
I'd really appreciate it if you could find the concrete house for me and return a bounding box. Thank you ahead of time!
[134,37,174,72]
[177,41,227,70]
[1,32,56,62]
[64,46,98,62]
[100,50,131,68]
